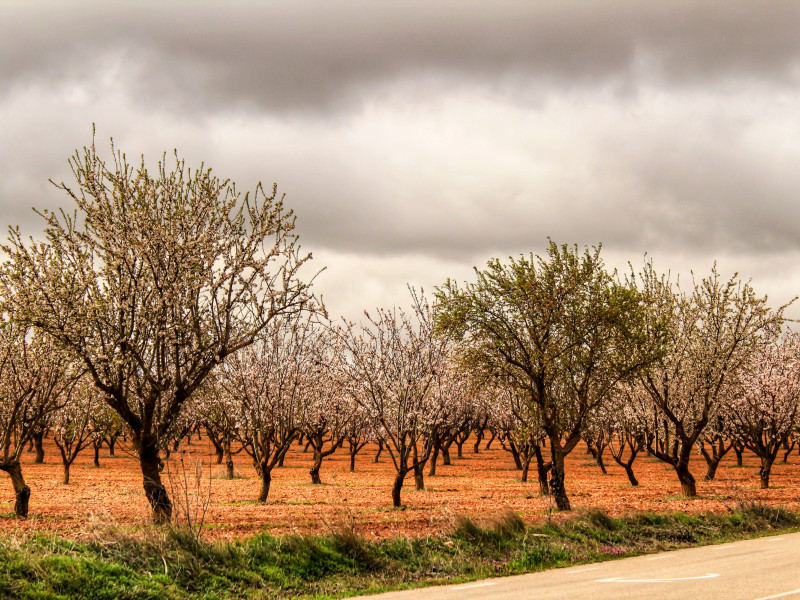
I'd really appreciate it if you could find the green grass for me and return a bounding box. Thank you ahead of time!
[0,505,797,599]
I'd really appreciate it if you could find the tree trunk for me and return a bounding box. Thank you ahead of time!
[428,444,439,476]
[108,436,117,456]
[392,471,406,507]
[676,463,697,497]
[783,441,796,464]
[534,444,550,496]
[735,445,744,466]
[538,472,549,495]
[1,462,31,518]
[624,464,639,486]
[310,450,323,484]
[207,431,224,464]
[224,439,234,479]
[508,440,523,470]
[611,440,640,487]
[549,439,572,511]
[549,446,570,511]
[138,438,172,523]
[93,442,101,467]
[596,448,608,475]
[63,462,71,485]
[309,441,332,484]
[348,440,363,472]
[760,457,773,489]
[34,433,45,464]
[472,429,484,453]
[705,460,720,481]
[699,439,730,481]
[485,431,496,450]
[413,464,425,491]
[258,466,272,502]
[441,442,452,466]
[374,441,383,463]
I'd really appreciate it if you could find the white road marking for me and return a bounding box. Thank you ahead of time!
[753,589,800,600]
[597,573,720,583]
[766,537,786,543]
[451,582,498,590]
[647,555,672,560]
[711,545,736,550]
[566,567,599,574]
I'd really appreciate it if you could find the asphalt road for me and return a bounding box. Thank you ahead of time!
[352,531,800,600]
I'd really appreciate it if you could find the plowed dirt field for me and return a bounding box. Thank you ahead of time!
[2,437,798,540]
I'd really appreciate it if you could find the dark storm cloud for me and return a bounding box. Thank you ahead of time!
[3,1,800,114]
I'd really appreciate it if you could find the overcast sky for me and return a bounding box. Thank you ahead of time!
[3,1,800,320]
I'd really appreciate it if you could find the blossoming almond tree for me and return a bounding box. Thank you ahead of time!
[88,400,125,468]
[302,393,349,485]
[222,311,317,502]
[637,264,785,496]
[52,376,99,484]
[2,137,313,522]
[342,403,375,472]
[195,375,241,478]
[0,323,79,516]
[333,291,448,507]
[298,327,356,484]
[696,413,737,481]
[418,356,474,486]
[728,333,800,488]
[601,382,651,487]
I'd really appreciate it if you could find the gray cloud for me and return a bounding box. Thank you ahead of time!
[3,1,800,319]
[3,1,800,114]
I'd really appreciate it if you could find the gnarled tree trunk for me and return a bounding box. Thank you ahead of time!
[549,452,570,511]
[392,470,407,507]
[93,440,102,467]
[0,462,31,518]
[428,444,440,476]
[137,436,172,523]
[259,465,272,502]
[534,444,551,496]
[676,462,697,497]
[33,432,45,464]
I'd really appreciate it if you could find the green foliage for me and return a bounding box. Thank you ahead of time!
[435,241,663,510]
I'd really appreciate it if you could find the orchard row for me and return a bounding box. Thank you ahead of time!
[0,139,794,523]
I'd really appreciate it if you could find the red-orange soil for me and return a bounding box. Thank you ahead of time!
[1,437,797,541]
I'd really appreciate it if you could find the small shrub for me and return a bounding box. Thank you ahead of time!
[451,516,485,543]
[585,510,619,531]
[491,511,526,539]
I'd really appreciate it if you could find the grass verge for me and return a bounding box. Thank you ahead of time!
[1,504,797,599]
